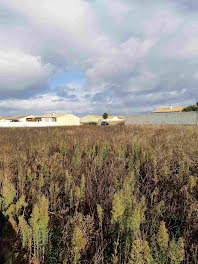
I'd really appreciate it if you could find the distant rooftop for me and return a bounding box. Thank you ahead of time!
[153,106,186,113]
[0,115,28,120]
[38,113,70,118]
[89,115,122,119]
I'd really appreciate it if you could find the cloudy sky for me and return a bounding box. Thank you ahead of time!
[0,0,198,116]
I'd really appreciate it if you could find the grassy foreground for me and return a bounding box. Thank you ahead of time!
[0,125,197,264]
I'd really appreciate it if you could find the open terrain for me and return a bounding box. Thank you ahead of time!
[0,125,197,264]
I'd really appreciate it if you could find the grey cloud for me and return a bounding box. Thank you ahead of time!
[52,98,65,102]
[0,82,49,100]
[55,84,78,101]
[172,0,198,12]
[91,92,107,102]
[83,93,91,99]
[0,6,26,26]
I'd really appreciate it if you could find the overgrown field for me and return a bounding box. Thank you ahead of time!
[0,126,197,264]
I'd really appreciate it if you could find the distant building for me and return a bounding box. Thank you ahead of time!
[80,115,124,124]
[153,106,186,113]
[80,115,101,123]
[106,116,124,122]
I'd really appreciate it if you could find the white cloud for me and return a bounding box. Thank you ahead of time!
[105,0,129,25]
[193,72,198,79]
[128,71,156,92]
[141,11,181,37]
[0,49,54,94]
[163,35,198,58]
[0,0,198,114]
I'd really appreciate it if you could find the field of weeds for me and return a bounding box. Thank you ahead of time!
[0,125,197,264]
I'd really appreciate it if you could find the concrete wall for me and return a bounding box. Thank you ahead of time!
[125,112,198,126]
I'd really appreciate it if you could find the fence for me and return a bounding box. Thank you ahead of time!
[125,112,198,126]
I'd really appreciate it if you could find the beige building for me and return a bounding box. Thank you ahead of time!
[27,113,80,126]
[80,115,101,123]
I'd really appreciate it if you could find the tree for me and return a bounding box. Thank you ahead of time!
[182,105,198,112]
[102,113,108,119]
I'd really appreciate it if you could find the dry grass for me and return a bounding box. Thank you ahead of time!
[0,125,197,264]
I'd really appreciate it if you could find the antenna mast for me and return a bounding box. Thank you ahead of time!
[106,103,112,116]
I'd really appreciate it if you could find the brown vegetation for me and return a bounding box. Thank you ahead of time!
[0,125,197,263]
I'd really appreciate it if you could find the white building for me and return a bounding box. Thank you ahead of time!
[80,115,124,124]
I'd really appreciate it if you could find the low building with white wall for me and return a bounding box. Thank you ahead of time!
[0,115,30,122]
[0,113,80,127]
[26,113,80,126]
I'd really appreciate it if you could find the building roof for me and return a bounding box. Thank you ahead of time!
[92,115,102,118]
[87,115,120,119]
[0,116,7,120]
[0,115,28,120]
[40,113,66,118]
[118,115,125,119]
[108,116,117,119]
[153,106,186,113]
[36,113,75,118]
